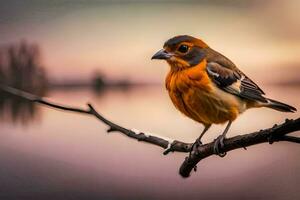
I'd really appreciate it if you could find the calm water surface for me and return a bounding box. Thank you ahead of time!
[0,85,299,200]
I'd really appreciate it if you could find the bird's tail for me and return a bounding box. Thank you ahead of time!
[264,98,297,113]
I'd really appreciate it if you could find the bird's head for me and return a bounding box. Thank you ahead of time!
[152,35,209,70]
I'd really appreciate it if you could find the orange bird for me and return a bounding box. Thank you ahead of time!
[152,35,296,156]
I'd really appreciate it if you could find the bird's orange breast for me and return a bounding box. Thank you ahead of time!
[165,60,240,125]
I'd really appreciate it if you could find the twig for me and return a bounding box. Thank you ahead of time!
[0,84,190,152]
[0,84,299,178]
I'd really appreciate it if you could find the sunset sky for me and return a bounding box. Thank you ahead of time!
[1,0,300,83]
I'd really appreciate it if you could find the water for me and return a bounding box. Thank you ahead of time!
[0,85,299,200]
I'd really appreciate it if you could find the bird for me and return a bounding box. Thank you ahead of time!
[151,35,297,156]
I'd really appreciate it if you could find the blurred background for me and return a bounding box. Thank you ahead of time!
[0,0,299,199]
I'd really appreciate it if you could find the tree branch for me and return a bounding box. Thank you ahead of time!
[1,84,299,178]
[0,84,191,153]
[180,118,300,177]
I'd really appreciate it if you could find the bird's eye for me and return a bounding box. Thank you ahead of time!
[177,45,189,53]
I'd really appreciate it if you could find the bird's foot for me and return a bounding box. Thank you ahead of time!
[189,138,202,158]
[213,135,227,157]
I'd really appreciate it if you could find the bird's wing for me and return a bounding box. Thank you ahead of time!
[206,61,267,102]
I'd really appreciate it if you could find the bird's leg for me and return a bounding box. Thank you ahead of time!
[213,121,232,157]
[189,124,211,157]
[196,124,211,146]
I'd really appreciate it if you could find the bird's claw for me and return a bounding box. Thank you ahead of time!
[195,138,202,147]
[189,138,202,158]
[213,135,227,157]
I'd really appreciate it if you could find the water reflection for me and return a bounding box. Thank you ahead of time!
[0,84,155,126]
[0,92,41,125]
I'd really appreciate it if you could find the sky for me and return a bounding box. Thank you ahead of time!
[1,0,300,83]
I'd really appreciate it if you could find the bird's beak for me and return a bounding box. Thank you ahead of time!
[151,49,172,60]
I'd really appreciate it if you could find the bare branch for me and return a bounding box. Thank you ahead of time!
[281,135,300,143]
[0,84,189,152]
[180,118,300,177]
[1,84,299,178]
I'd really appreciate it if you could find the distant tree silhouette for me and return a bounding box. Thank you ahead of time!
[92,71,105,90]
[0,40,48,124]
[0,40,48,94]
